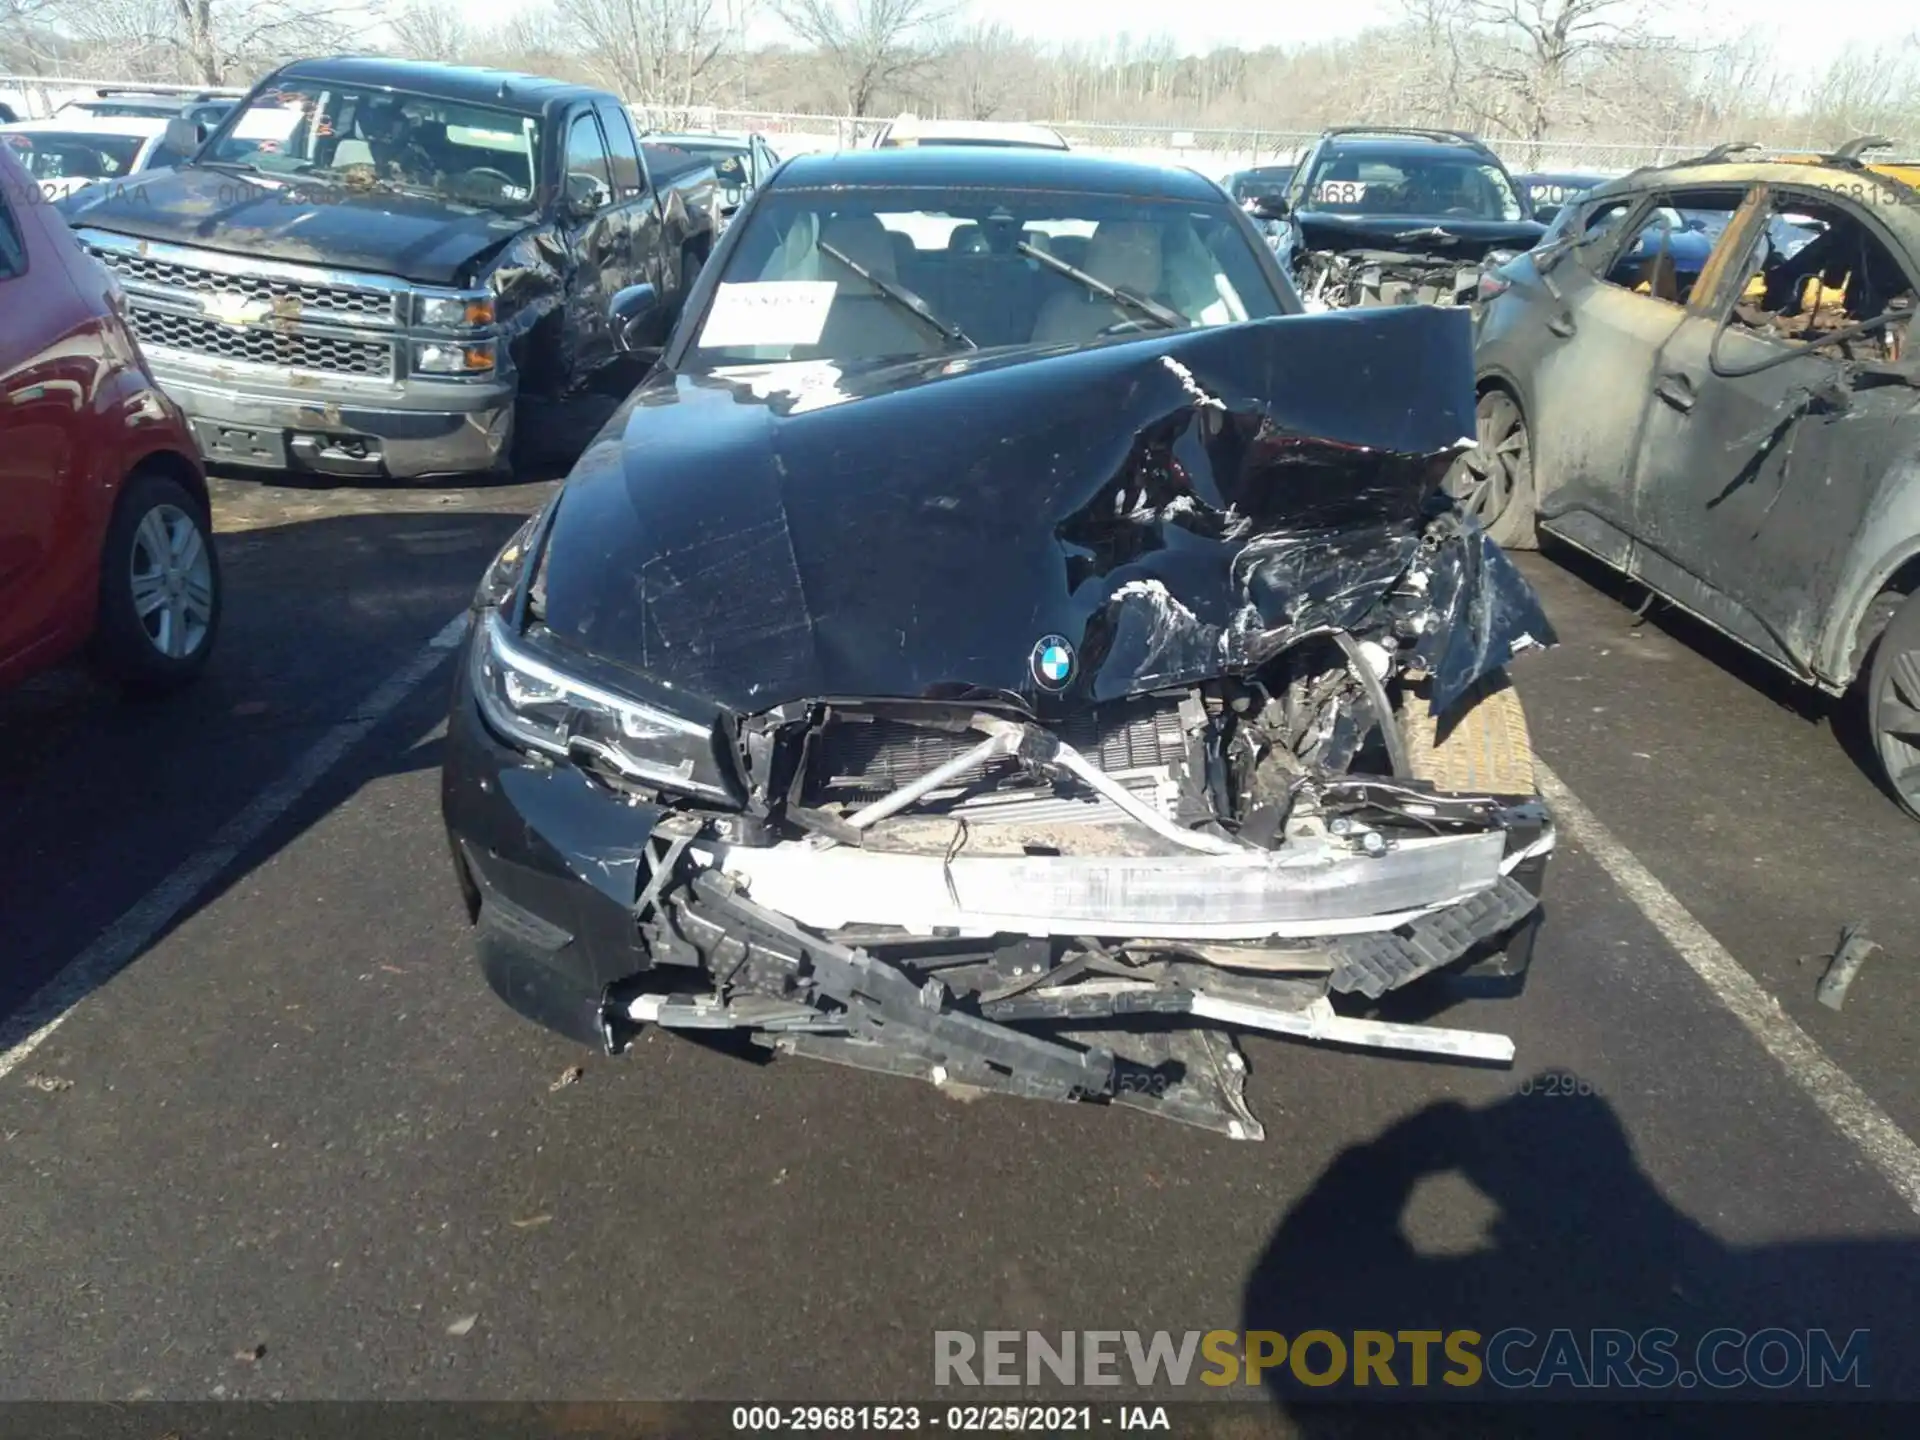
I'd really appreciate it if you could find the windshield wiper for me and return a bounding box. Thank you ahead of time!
[1015,241,1189,331]
[817,241,975,351]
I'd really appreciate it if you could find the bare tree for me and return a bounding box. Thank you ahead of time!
[936,19,1028,119]
[389,0,465,62]
[773,0,962,117]
[60,0,364,84]
[556,0,752,107]
[1459,0,1654,141]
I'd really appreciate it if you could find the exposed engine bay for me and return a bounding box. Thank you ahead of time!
[571,508,1555,1141]
[1294,247,1483,310]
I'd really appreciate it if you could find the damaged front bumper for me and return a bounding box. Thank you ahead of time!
[443,635,1553,1141]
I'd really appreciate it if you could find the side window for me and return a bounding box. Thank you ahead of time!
[597,104,645,200]
[563,111,613,211]
[1722,195,1917,364]
[0,186,25,279]
[1594,188,1748,308]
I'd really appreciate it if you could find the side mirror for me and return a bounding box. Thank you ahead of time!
[562,171,608,220]
[609,283,660,351]
[163,117,200,156]
[1249,195,1290,222]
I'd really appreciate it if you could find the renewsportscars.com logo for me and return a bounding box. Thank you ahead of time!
[934,1328,1870,1391]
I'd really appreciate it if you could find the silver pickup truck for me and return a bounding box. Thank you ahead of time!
[62,56,718,480]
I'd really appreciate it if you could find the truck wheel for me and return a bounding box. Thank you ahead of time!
[1400,672,1536,796]
[91,469,221,695]
[1868,589,1920,819]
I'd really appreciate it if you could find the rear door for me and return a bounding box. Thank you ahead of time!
[1631,186,1920,674]
[1529,185,1751,567]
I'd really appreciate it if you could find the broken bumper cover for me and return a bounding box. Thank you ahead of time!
[149,354,512,479]
[443,635,1554,1139]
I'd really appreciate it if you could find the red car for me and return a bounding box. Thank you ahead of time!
[0,143,219,693]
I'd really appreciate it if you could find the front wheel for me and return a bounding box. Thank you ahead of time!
[91,470,221,694]
[1445,388,1538,549]
[1868,589,1920,819]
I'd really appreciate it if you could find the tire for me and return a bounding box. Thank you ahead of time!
[1867,589,1920,819]
[1445,388,1538,549]
[1401,672,1537,796]
[91,469,221,695]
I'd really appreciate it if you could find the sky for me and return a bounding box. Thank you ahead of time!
[440,0,1913,83]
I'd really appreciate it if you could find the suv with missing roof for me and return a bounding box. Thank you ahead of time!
[1453,137,1920,816]
[1256,126,1544,310]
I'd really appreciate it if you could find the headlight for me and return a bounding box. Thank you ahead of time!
[471,611,737,803]
[413,339,496,376]
[414,290,495,327]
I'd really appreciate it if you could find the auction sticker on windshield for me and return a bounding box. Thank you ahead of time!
[699,281,837,348]
[1313,181,1368,205]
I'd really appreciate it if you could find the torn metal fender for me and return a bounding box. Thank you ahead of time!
[1413,518,1560,717]
[477,229,565,398]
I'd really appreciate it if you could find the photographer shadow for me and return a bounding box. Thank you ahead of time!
[1241,1085,1920,1432]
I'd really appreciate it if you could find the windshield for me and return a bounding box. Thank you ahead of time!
[2,130,145,181]
[1301,150,1524,221]
[200,81,545,216]
[1230,170,1293,202]
[684,186,1282,367]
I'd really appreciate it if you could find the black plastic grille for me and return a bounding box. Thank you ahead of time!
[91,248,395,321]
[127,305,394,377]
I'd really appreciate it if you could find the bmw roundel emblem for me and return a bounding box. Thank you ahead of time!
[1031,634,1075,690]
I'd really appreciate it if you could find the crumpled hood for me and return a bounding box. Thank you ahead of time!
[60,164,531,284]
[1298,213,1546,259]
[536,307,1552,717]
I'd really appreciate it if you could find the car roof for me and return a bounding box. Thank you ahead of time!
[1313,135,1500,163]
[1576,158,1920,243]
[2,114,172,138]
[880,118,1068,148]
[648,132,751,147]
[269,55,611,115]
[771,146,1225,200]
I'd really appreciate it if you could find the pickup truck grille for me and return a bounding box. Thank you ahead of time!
[90,248,399,324]
[127,308,395,378]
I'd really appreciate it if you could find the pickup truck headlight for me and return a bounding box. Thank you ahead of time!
[471,611,736,803]
[413,339,497,376]
[414,291,495,327]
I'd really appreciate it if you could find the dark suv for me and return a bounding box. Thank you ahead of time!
[1261,126,1544,309]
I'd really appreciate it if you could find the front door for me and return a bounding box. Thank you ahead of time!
[1527,189,1709,567]
[556,107,624,380]
[1632,187,1920,674]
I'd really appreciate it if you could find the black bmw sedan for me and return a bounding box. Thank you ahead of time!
[440,146,1559,1141]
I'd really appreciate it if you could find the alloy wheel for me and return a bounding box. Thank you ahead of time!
[1877,643,1920,812]
[129,503,215,660]
[1451,391,1529,527]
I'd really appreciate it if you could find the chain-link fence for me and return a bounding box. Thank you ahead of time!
[0,76,1772,179]
[627,106,1725,177]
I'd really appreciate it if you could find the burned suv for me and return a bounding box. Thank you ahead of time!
[442,148,1558,1140]
[1265,127,1544,310]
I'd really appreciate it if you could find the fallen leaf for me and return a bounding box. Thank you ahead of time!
[235,1343,267,1364]
[447,1314,478,1337]
[549,1065,584,1092]
[510,1213,553,1229]
[23,1074,72,1093]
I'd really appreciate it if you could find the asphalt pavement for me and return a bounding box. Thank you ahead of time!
[2,464,1919,1419]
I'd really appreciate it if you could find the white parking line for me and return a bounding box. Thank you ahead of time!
[1536,760,1920,1217]
[0,612,470,1080]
